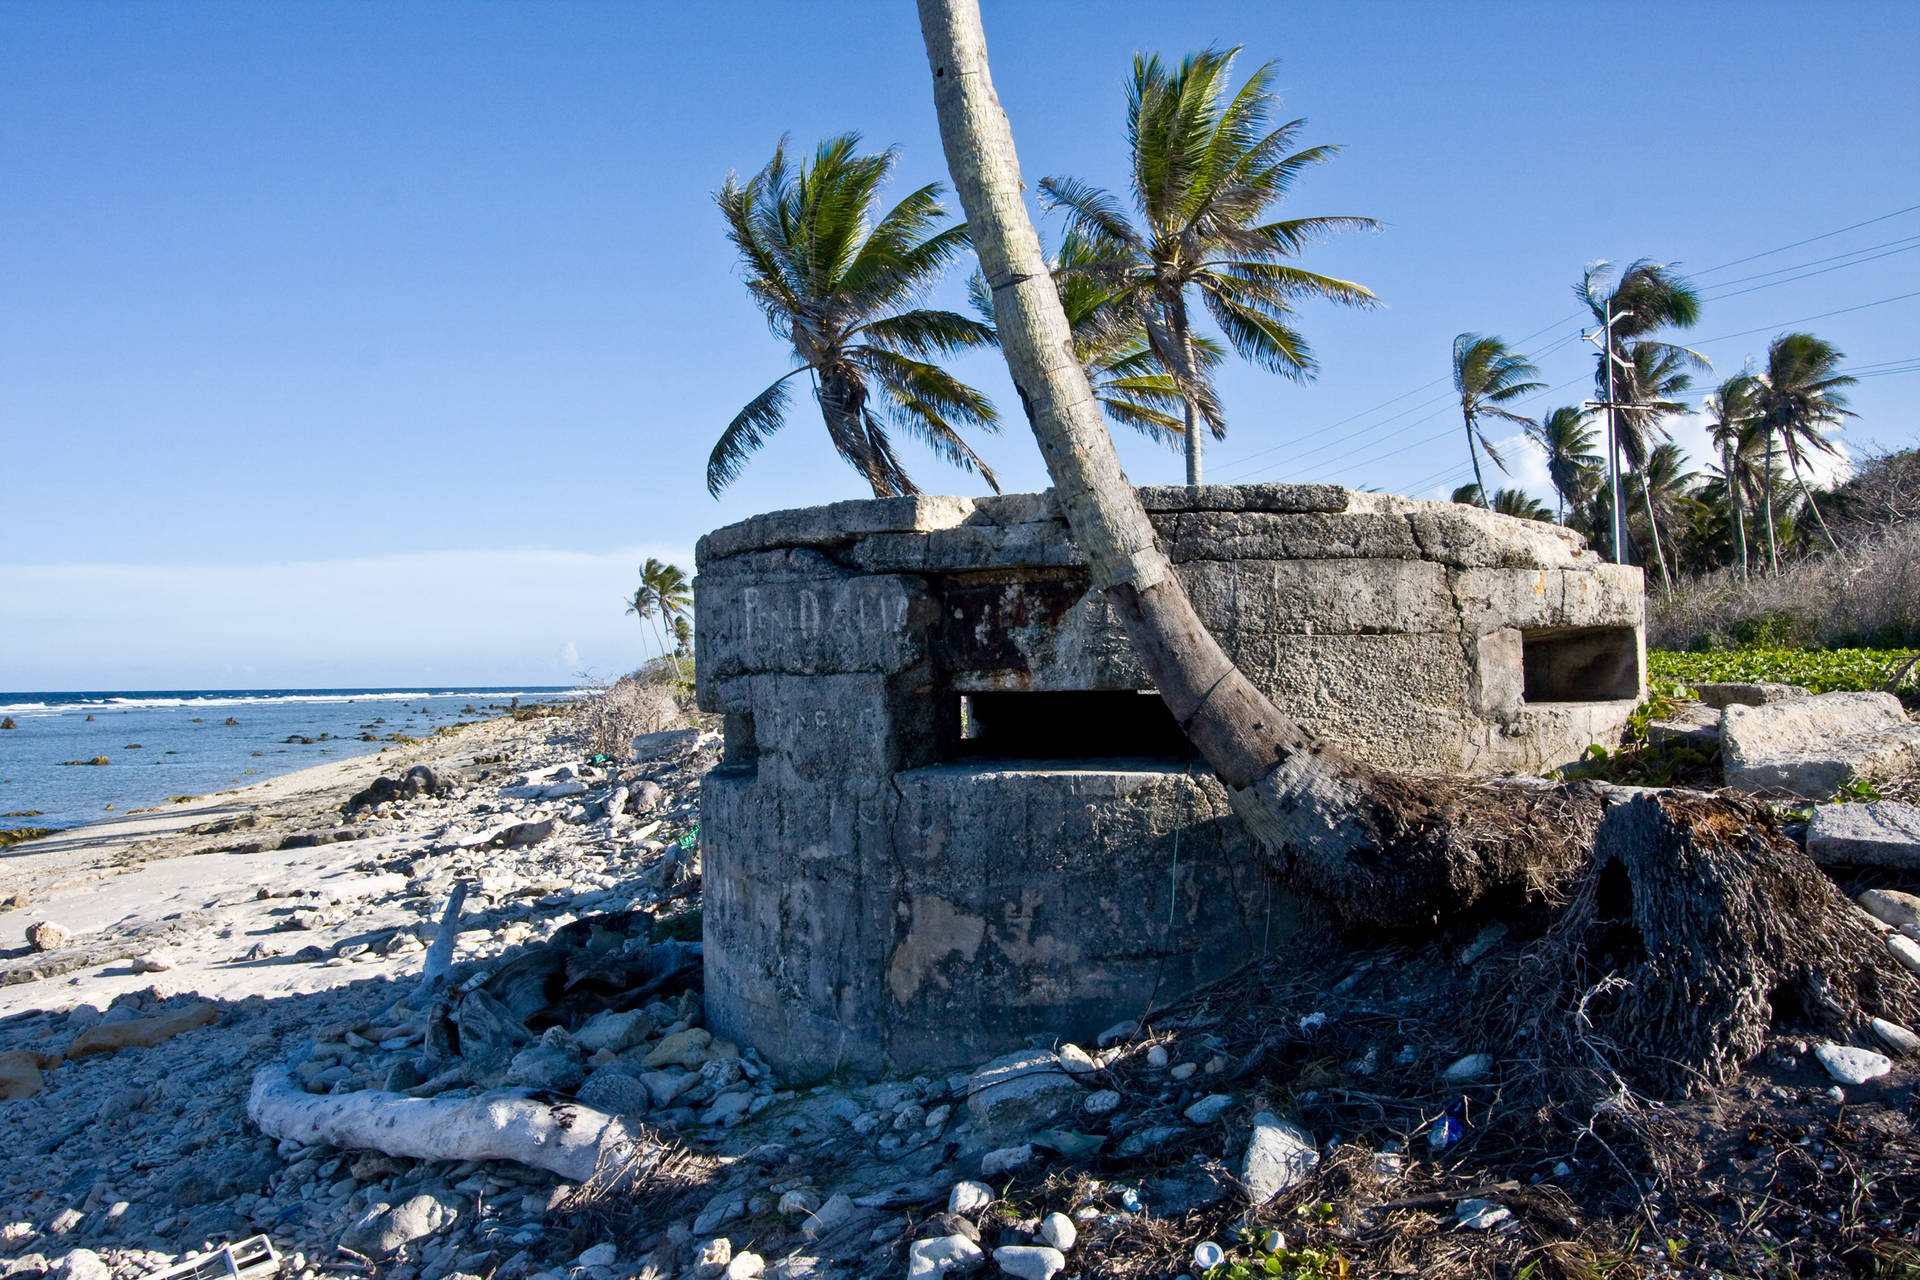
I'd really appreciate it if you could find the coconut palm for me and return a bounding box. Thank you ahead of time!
[1451,334,1543,510]
[1528,406,1601,525]
[1451,484,1552,521]
[1039,47,1378,485]
[1753,332,1855,556]
[1702,372,1762,577]
[641,559,693,675]
[712,134,1000,498]
[1624,442,1700,571]
[624,580,658,662]
[1576,260,1708,585]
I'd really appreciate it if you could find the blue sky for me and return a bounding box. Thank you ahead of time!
[4,1,1917,688]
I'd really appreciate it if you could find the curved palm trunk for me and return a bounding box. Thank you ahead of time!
[1786,451,1842,554]
[1465,417,1490,509]
[1640,483,1674,594]
[818,373,890,498]
[1762,433,1781,572]
[1727,444,1749,581]
[916,0,1609,929]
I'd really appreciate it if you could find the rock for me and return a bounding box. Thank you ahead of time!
[576,1244,618,1268]
[693,1196,745,1235]
[1858,888,1920,928]
[1083,1089,1120,1116]
[1815,1043,1892,1085]
[1809,803,1920,869]
[907,1235,983,1279]
[1889,934,1920,978]
[1184,1093,1235,1124]
[498,818,557,847]
[1695,681,1812,708]
[1144,1045,1169,1068]
[575,1008,655,1054]
[630,780,666,812]
[341,1193,457,1260]
[27,921,71,952]
[694,1238,733,1280]
[128,951,173,973]
[1442,1053,1493,1082]
[1722,692,1920,796]
[966,1050,1082,1140]
[1645,702,1721,751]
[632,728,701,761]
[1116,1125,1185,1157]
[728,1254,766,1280]
[701,1090,754,1126]
[979,1145,1033,1177]
[1242,1113,1318,1205]
[778,1189,820,1217]
[1169,1062,1198,1081]
[1871,1018,1920,1056]
[0,1050,46,1101]
[1055,1044,1097,1076]
[579,1069,652,1115]
[1456,921,1509,965]
[947,1181,993,1215]
[803,1193,856,1239]
[991,1245,1065,1280]
[1036,1213,1076,1252]
[638,1068,701,1107]
[1095,1021,1137,1047]
[504,1043,587,1092]
[65,1000,218,1059]
[644,1028,713,1069]
[51,1249,109,1280]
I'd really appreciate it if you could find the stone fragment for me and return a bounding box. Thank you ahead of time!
[1144,1045,1170,1068]
[1890,934,1920,978]
[1442,1053,1493,1082]
[979,1145,1033,1177]
[1055,1044,1097,1076]
[803,1193,857,1239]
[1457,922,1509,965]
[128,951,173,974]
[27,921,71,952]
[1722,692,1920,796]
[504,1043,586,1092]
[51,1249,109,1280]
[727,1253,766,1280]
[947,1181,993,1215]
[644,1028,714,1069]
[1083,1089,1120,1116]
[578,1069,652,1116]
[1169,1062,1198,1081]
[966,1050,1082,1140]
[340,1193,457,1260]
[694,1238,733,1280]
[991,1245,1065,1280]
[576,1243,618,1267]
[906,1234,983,1279]
[0,1050,46,1101]
[778,1189,819,1217]
[576,1008,655,1054]
[1036,1213,1076,1252]
[1859,888,1920,928]
[1116,1125,1184,1157]
[1454,1199,1511,1230]
[1694,681,1812,708]
[1808,803,1920,869]
[66,1001,218,1059]
[1815,1044,1892,1085]
[639,1068,701,1107]
[498,818,556,847]
[1871,1018,1920,1056]
[632,728,701,761]
[1241,1113,1318,1205]
[1645,702,1721,751]
[1183,1094,1235,1124]
[1095,1021,1137,1047]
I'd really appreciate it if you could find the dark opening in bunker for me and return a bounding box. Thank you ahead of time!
[1522,626,1640,702]
[955,690,1199,760]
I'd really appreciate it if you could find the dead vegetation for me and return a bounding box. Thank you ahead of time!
[569,671,686,760]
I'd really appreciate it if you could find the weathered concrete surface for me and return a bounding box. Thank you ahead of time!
[1695,681,1813,709]
[1723,691,1920,796]
[1808,801,1920,869]
[695,485,1646,1075]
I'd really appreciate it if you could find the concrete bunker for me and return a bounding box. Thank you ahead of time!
[694,484,1645,1077]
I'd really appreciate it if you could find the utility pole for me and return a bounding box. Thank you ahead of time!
[1581,302,1631,565]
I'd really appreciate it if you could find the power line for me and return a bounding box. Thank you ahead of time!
[1699,232,1920,291]
[1702,240,1920,302]
[1692,289,1920,345]
[1690,200,1920,277]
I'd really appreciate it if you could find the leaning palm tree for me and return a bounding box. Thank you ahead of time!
[640,559,693,675]
[1702,372,1762,578]
[623,580,658,662]
[1625,442,1700,572]
[1039,47,1378,486]
[1528,405,1600,525]
[712,134,1001,497]
[1753,332,1855,555]
[1576,260,1708,582]
[1450,484,1551,521]
[1451,334,1543,509]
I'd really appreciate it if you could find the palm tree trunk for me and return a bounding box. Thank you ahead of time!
[1763,435,1780,572]
[1466,419,1490,509]
[1727,445,1749,581]
[1640,482,1674,593]
[1786,451,1842,554]
[915,0,1612,930]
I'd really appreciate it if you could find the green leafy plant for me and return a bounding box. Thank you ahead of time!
[1651,647,1920,697]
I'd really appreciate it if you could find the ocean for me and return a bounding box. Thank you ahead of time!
[0,688,572,835]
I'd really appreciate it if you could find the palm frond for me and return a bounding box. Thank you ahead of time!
[708,370,803,496]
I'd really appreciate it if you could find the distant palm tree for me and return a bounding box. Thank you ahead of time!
[1528,405,1600,525]
[1576,260,1708,587]
[1625,442,1700,570]
[641,559,693,675]
[712,134,1000,497]
[624,579,659,662]
[1754,332,1855,556]
[1040,47,1378,485]
[1702,372,1762,577]
[1450,484,1553,521]
[1451,334,1543,509]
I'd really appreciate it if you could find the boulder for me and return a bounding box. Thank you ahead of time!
[907,1234,984,1279]
[503,1043,587,1092]
[965,1050,1082,1140]
[341,1193,457,1260]
[1694,681,1812,709]
[1808,802,1920,869]
[632,728,701,761]
[575,1008,655,1054]
[1722,692,1920,796]
[1857,888,1920,929]
[1241,1113,1318,1205]
[991,1246,1065,1280]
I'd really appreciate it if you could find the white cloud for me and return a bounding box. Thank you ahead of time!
[0,545,694,690]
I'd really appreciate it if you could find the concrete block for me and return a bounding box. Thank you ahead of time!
[1807,801,1920,868]
[1724,692,1920,796]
